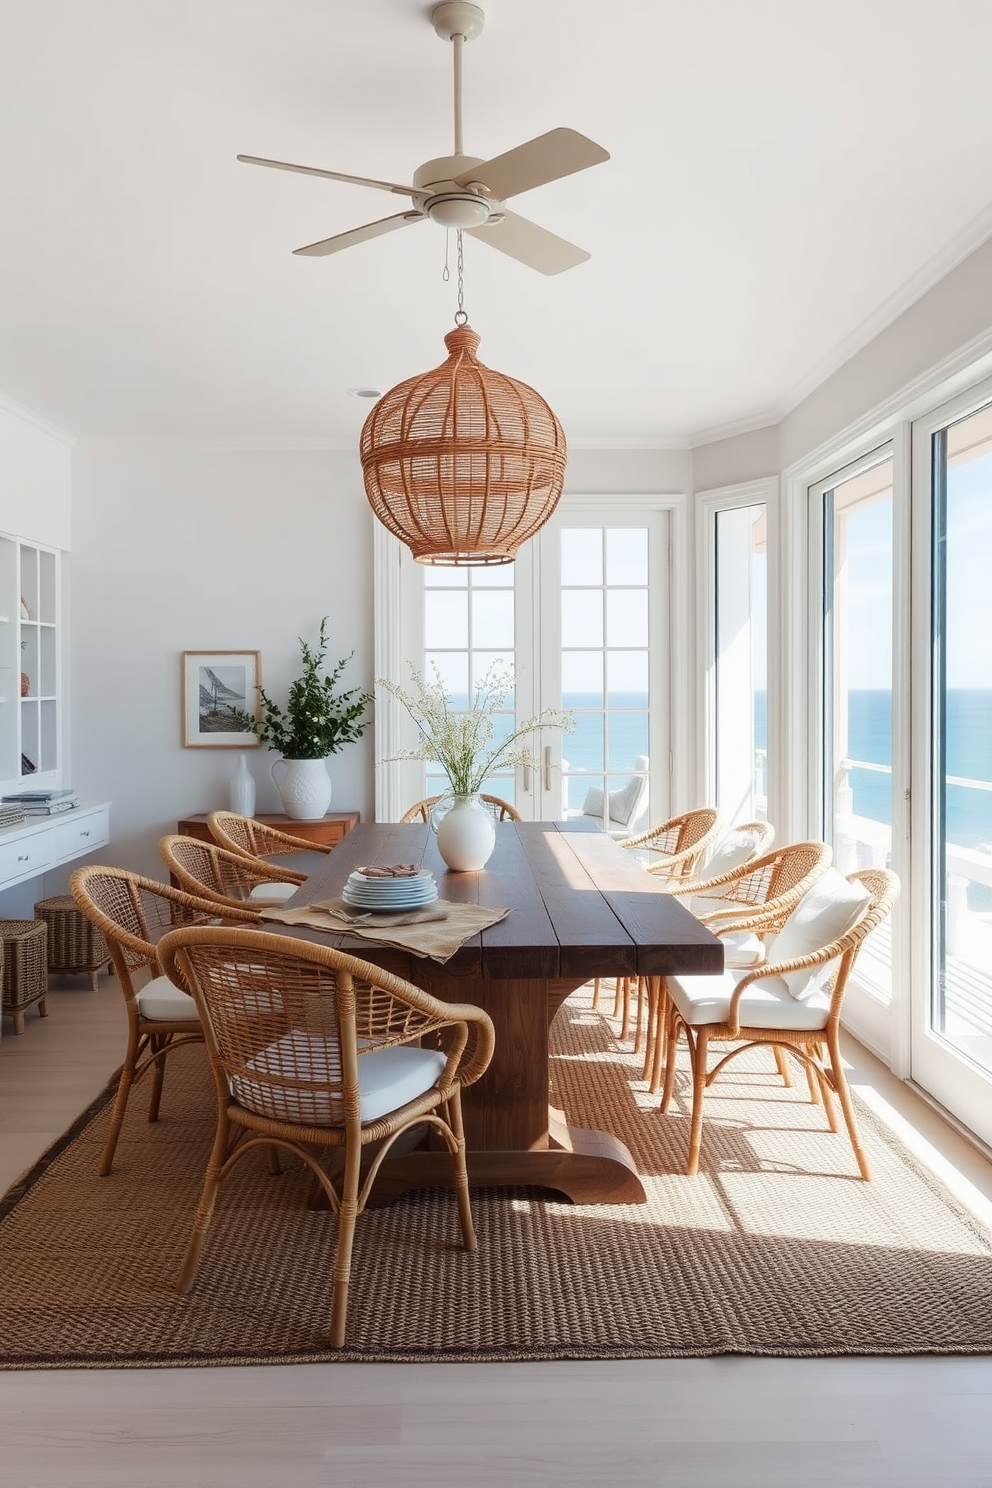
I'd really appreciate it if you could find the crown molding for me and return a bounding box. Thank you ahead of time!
[774,204,992,425]
[685,409,781,449]
[0,391,75,447]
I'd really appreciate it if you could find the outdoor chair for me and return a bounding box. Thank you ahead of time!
[399,793,521,823]
[158,924,496,1349]
[159,834,305,911]
[660,866,900,1177]
[69,865,260,1175]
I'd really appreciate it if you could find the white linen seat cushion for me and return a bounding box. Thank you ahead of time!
[247,881,298,905]
[719,930,765,968]
[667,966,831,1032]
[137,974,199,1022]
[768,867,871,1001]
[231,1029,448,1126]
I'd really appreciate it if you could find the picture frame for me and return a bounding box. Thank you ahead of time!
[181,650,261,749]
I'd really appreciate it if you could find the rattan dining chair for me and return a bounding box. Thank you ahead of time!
[634,839,833,1093]
[159,834,306,912]
[596,807,723,1041]
[399,793,522,823]
[69,865,260,1175]
[207,810,334,864]
[592,817,775,1034]
[158,924,496,1349]
[660,867,900,1178]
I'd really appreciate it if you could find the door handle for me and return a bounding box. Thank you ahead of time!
[523,761,531,792]
[544,745,552,792]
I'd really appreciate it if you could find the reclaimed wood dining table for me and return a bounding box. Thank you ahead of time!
[273,818,723,1205]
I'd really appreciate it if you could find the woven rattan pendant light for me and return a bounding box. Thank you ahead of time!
[360,229,566,565]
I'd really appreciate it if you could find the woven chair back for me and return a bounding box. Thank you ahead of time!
[159,835,297,909]
[699,840,831,921]
[399,793,522,824]
[69,865,249,986]
[159,927,466,1133]
[207,811,325,864]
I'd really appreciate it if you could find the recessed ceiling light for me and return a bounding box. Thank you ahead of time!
[348,386,382,400]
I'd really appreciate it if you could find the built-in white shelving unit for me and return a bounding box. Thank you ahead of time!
[0,530,61,790]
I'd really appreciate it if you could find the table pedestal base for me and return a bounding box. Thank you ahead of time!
[364,1107,646,1207]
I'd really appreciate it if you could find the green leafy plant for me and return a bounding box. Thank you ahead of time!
[232,618,373,759]
[378,661,573,797]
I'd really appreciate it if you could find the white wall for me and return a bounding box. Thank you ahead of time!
[0,398,72,549]
[61,442,375,883]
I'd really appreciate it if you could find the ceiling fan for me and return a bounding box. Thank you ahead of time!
[237,1,610,276]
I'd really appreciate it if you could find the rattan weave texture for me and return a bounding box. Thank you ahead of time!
[34,895,109,990]
[360,323,566,566]
[0,919,48,1033]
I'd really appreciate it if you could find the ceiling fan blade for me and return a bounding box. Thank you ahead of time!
[467,210,590,276]
[293,211,423,257]
[238,154,421,201]
[454,128,609,202]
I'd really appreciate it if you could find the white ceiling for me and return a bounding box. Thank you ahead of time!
[4,0,992,448]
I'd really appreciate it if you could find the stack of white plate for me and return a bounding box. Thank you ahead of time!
[342,868,438,912]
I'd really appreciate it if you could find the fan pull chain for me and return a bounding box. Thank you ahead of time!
[454,229,468,326]
[442,230,451,283]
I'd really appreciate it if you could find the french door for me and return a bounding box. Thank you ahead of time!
[375,496,678,825]
[910,384,992,1147]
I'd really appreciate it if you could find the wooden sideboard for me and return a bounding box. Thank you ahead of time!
[176,811,360,848]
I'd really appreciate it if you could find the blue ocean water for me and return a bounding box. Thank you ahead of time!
[564,689,992,849]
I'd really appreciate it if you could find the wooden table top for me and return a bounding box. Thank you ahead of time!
[293,818,724,981]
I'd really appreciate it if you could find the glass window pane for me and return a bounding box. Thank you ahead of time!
[608,712,649,771]
[561,528,603,585]
[471,652,514,700]
[470,564,514,587]
[472,589,514,648]
[424,652,468,706]
[566,710,605,773]
[607,650,648,704]
[606,589,648,647]
[424,568,467,588]
[932,411,992,1072]
[823,460,893,1000]
[425,591,468,649]
[562,650,603,705]
[606,527,648,585]
[561,589,603,647]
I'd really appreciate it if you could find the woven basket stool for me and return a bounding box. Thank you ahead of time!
[0,919,48,1035]
[34,895,110,993]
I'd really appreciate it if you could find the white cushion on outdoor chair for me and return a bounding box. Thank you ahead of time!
[667,966,832,1032]
[137,975,199,1022]
[248,881,298,905]
[769,868,871,1001]
[231,1030,448,1126]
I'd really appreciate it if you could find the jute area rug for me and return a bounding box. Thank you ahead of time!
[2,986,991,1368]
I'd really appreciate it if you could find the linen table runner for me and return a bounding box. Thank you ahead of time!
[258,898,511,963]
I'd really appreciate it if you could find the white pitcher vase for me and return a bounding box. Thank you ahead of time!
[431,793,497,872]
[271,757,332,820]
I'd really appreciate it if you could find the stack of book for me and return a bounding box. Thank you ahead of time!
[2,788,80,815]
[0,802,27,828]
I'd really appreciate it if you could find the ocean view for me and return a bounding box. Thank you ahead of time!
[560,689,992,849]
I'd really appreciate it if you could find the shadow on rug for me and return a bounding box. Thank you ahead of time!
[1,987,991,1367]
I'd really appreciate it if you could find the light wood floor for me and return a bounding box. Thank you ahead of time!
[2,975,991,1488]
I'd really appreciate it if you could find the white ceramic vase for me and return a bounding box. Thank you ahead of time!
[271,757,331,820]
[432,793,497,872]
[228,753,256,817]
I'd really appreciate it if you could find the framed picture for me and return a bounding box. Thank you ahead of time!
[181,650,261,748]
